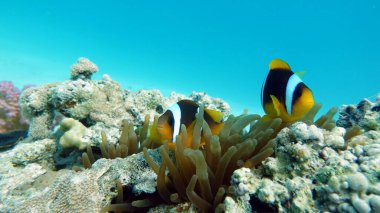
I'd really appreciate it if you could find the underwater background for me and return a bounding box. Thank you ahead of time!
[1,0,379,115]
[1,1,380,212]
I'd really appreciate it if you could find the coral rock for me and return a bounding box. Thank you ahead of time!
[19,58,230,145]
[11,138,55,166]
[337,96,380,131]
[0,149,158,212]
[70,57,98,80]
[230,121,380,212]
[19,83,57,140]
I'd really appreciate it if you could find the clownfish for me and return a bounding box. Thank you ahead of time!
[261,59,315,122]
[149,100,225,149]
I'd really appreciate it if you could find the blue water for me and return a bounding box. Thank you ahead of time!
[0,1,379,115]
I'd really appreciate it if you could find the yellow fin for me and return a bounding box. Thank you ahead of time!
[204,109,224,123]
[269,59,290,70]
[270,95,281,116]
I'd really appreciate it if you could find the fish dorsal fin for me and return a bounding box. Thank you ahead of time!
[270,95,281,116]
[270,59,291,71]
[204,109,224,123]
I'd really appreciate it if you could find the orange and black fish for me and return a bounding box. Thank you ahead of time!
[150,100,224,149]
[261,59,315,122]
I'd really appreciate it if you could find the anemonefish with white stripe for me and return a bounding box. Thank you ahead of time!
[261,59,315,122]
[149,100,225,149]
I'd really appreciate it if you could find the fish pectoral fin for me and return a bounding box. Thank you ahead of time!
[204,109,224,123]
[270,95,281,116]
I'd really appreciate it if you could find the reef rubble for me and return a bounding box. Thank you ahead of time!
[0,58,379,212]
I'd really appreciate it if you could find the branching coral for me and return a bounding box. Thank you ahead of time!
[143,107,282,212]
[0,81,29,133]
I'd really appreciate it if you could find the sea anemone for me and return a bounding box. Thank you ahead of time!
[143,107,282,212]
[88,103,341,212]
[80,115,156,169]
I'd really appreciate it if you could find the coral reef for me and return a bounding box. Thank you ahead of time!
[2,58,232,212]
[19,83,58,140]
[19,57,230,145]
[2,57,378,212]
[230,119,380,212]
[70,57,99,80]
[0,147,159,212]
[314,129,380,212]
[0,81,29,133]
[19,64,127,141]
[10,138,56,166]
[337,95,380,131]
[50,75,126,127]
